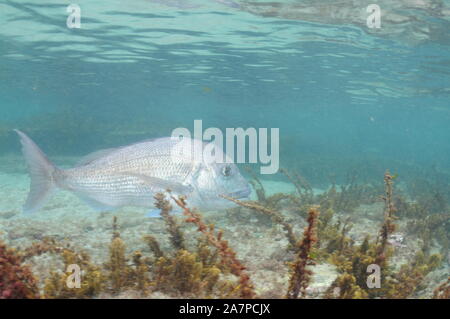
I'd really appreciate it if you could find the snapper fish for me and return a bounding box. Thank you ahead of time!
[15,130,251,214]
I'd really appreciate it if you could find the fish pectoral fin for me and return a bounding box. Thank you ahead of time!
[123,173,192,194]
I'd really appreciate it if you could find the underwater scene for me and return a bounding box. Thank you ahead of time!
[1,0,450,300]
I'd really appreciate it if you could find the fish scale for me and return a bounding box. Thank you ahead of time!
[59,138,197,207]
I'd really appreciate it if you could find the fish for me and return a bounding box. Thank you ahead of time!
[14,130,251,214]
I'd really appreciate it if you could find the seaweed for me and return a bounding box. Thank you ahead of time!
[245,166,267,203]
[286,206,319,299]
[321,215,353,256]
[152,249,222,297]
[433,277,450,299]
[21,237,66,259]
[132,251,149,291]
[104,218,135,294]
[143,235,164,258]
[394,174,450,255]
[221,194,298,251]
[375,171,397,266]
[173,195,255,298]
[15,236,107,299]
[323,273,367,299]
[327,237,377,299]
[384,250,442,299]
[324,170,445,299]
[43,217,144,298]
[43,248,106,299]
[0,241,40,299]
[324,172,398,298]
[3,165,449,299]
[154,192,185,250]
[406,212,450,253]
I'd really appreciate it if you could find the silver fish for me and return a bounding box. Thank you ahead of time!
[15,130,251,214]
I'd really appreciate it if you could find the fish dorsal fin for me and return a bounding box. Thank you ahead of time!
[124,173,193,194]
[76,148,118,167]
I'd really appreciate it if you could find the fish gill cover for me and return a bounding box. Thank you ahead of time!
[0,0,449,300]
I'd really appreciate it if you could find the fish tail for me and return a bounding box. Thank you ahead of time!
[14,129,60,214]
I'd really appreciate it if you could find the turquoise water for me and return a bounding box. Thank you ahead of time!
[2,0,449,181]
[1,0,450,299]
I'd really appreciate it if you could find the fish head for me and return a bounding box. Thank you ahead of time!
[192,161,251,210]
[173,137,251,210]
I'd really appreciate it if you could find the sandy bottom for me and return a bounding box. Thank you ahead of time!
[0,155,448,298]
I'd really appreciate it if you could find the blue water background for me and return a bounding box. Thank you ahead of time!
[1,0,450,185]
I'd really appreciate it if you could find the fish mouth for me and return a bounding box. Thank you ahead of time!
[226,186,251,199]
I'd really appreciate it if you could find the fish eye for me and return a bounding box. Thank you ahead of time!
[221,165,232,177]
